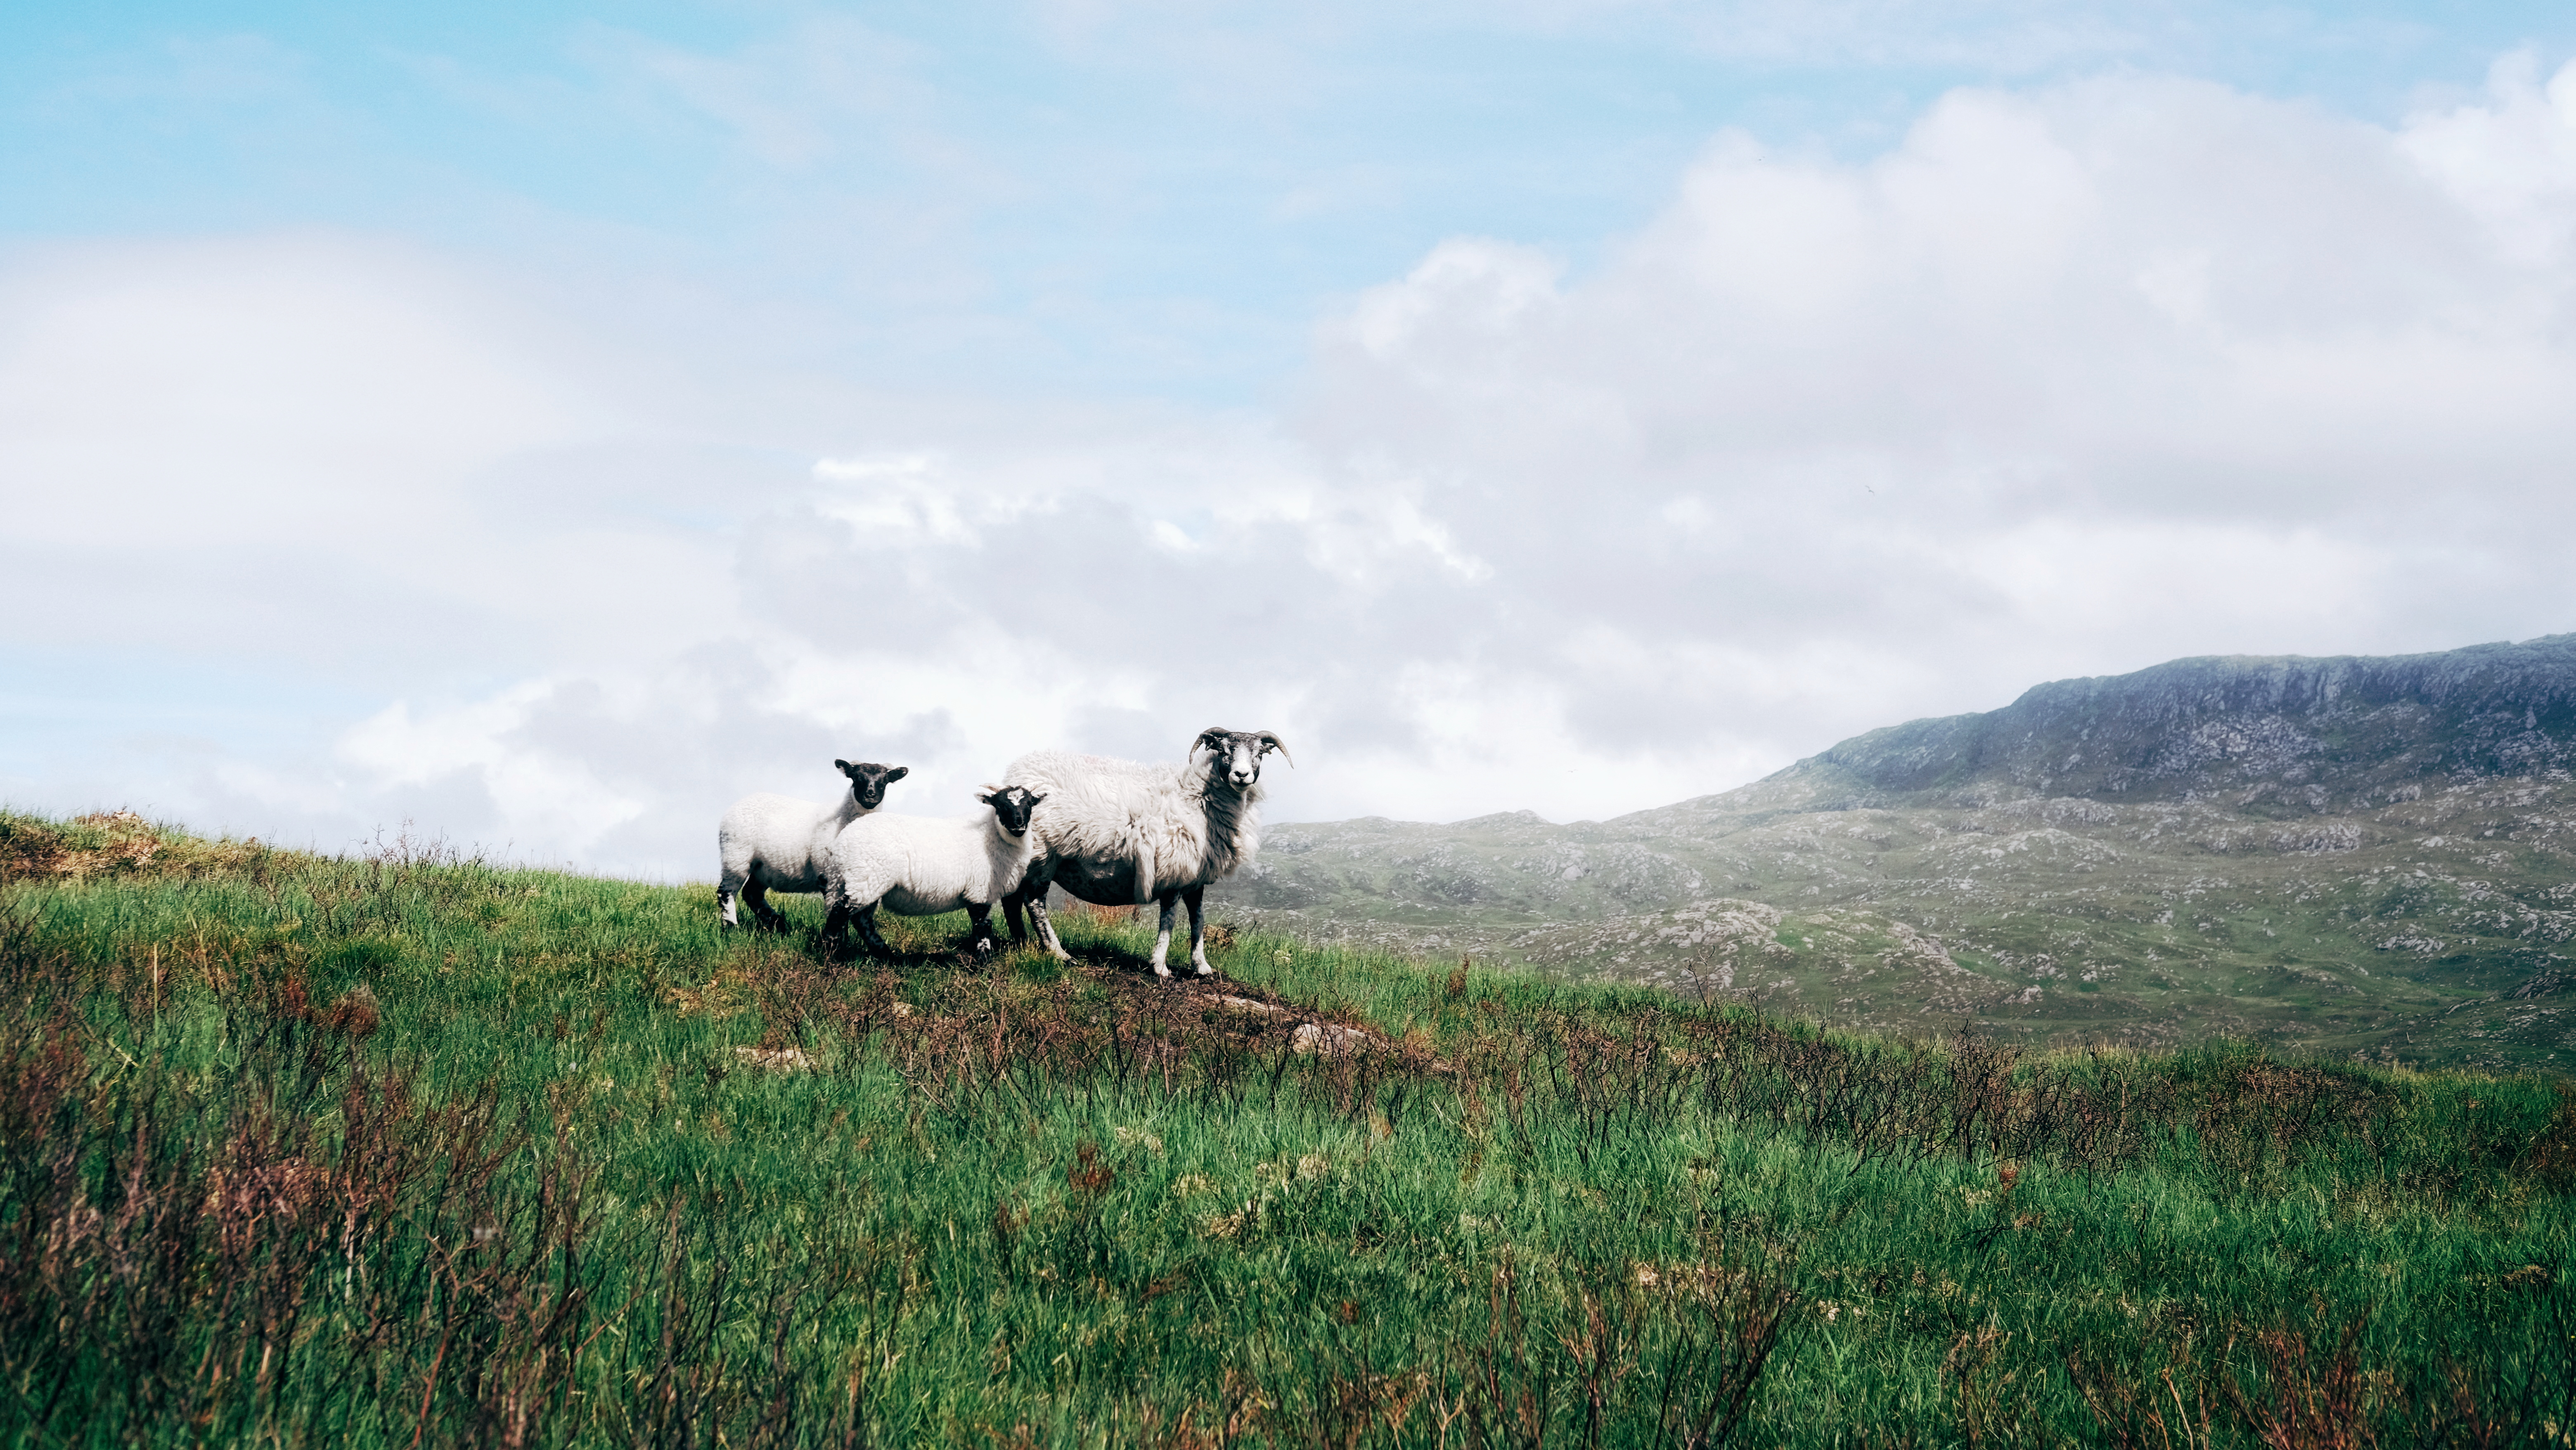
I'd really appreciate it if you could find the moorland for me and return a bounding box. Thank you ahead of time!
[0,808,2569,1446]
[1213,636,2576,1072]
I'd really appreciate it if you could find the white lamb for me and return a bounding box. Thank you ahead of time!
[717,760,908,930]
[821,785,1048,960]
[1000,727,1288,977]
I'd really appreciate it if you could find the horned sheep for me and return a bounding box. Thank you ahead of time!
[716,760,907,930]
[821,785,1048,960]
[1000,727,1288,977]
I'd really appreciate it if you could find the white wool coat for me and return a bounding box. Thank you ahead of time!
[1001,749,1261,904]
[826,809,1040,916]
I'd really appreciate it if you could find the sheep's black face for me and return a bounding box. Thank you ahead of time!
[1193,727,1291,790]
[835,760,909,810]
[978,785,1045,837]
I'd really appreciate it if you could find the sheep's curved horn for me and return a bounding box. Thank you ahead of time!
[1255,731,1293,766]
[1193,727,1232,755]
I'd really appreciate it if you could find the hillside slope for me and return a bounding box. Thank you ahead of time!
[1210,636,2576,1069]
[2,809,2569,1444]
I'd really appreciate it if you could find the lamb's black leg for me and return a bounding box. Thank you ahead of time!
[966,903,999,956]
[1002,888,1028,943]
[857,903,895,960]
[821,899,854,962]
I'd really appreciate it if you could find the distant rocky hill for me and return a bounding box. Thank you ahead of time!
[1787,640,2576,803]
[1209,636,2576,1070]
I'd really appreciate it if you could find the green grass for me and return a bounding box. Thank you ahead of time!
[2,810,2571,1446]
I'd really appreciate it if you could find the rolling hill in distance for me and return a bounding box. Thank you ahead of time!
[1210,635,2576,1070]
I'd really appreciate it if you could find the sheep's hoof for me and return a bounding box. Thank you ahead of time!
[1151,965,1173,979]
[1194,963,1215,977]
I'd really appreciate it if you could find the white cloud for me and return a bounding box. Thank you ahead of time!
[0,235,590,550]
[12,58,2576,875]
[1289,61,2576,753]
[1343,239,1564,360]
[2399,50,2576,265]
[812,453,991,547]
[340,686,649,855]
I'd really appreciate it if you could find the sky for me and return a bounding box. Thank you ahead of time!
[4,1,2576,877]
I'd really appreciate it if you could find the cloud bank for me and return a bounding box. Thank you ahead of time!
[7,57,2576,877]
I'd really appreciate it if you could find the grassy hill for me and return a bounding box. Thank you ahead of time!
[2,808,2571,1445]
[1210,636,2576,1071]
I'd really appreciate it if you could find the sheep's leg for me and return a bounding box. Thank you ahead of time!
[1002,888,1028,944]
[1024,886,1073,962]
[1150,893,1179,979]
[718,878,743,929]
[744,880,788,933]
[966,903,999,957]
[1184,884,1212,976]
[820,885,854,962]
[856,903,895,960]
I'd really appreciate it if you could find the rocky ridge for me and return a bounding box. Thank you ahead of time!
[1211,636,2576,1069]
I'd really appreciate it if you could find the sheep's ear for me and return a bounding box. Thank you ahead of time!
[1255,731,1293,766]
[835,759,855,774]
[1194,727,1230,754]
[885,765,909,782]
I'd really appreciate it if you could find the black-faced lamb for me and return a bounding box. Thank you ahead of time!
[717,760,908,930]
[820,785,1047,960]
[999,727,1288,977]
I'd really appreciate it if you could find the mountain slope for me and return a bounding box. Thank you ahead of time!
[1210,636,2576,1069]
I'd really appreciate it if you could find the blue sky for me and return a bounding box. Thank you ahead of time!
[7,2,2576,872]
